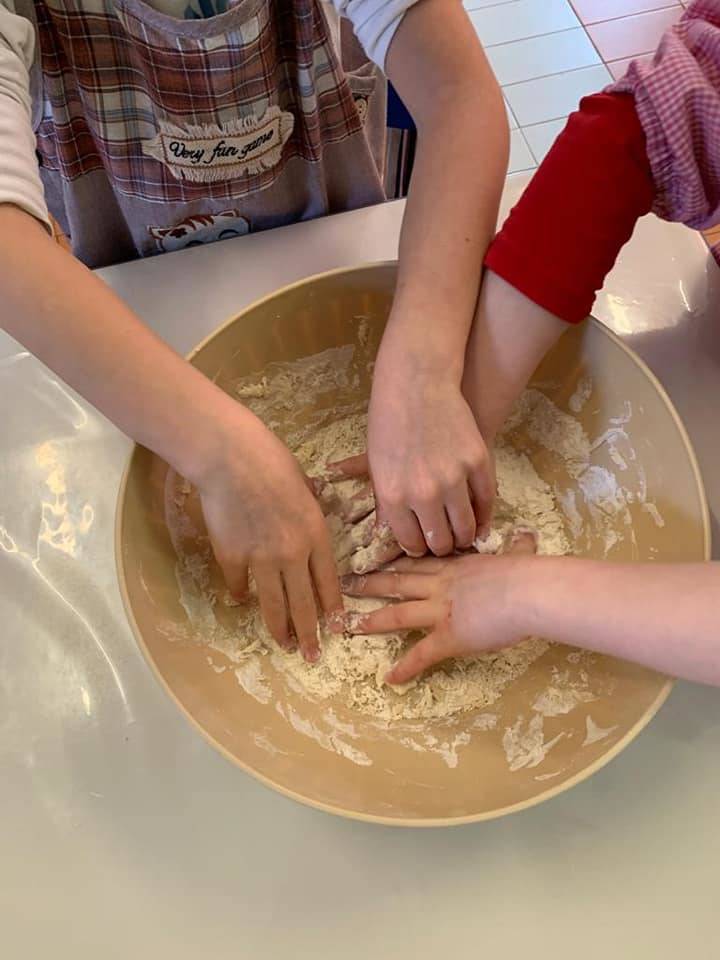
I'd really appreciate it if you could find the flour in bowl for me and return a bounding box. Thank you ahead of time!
[166,345,572,723]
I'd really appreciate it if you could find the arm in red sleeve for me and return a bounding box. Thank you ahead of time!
[485,92,655,324]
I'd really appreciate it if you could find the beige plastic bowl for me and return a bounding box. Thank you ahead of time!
[116,263,710,826]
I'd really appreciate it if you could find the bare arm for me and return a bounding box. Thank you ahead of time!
[384,0,509,374]
[462,269,566,442]
[2,206,252,476]
[523,558,720,684]
[369,0,509,555]
[1,204,342,660]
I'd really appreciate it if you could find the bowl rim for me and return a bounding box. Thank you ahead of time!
[114,261,712,827]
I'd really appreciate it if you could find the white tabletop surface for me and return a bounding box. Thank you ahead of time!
[3,176,720,958]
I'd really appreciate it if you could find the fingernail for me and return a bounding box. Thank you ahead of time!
[340,574,365,594]
[384,668,398,684]
[304,646,321,664]
[404,549,425,559]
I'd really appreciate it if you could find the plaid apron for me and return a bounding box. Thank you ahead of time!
[20,0,387,265]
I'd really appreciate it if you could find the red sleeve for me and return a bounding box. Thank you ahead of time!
[485,92,655,325]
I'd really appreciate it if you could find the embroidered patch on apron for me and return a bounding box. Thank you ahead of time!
[148,210,250,253]
[142,107,295,183]
[353,95,369,126]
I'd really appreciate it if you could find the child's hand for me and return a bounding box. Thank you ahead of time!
[323,453,405,573]
[198,417,342,662]
[368,364,495,557]
[342,530,536,683]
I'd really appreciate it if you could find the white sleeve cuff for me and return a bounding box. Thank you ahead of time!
[0,89,50,230]
[333,0,419,71]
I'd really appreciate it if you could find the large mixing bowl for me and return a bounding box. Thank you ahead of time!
[116,263,710,826]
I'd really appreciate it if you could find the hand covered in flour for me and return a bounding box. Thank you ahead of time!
[367,353,495,558]
[342,529,537,683]
[321,454,404,574]
[198,415,342,662]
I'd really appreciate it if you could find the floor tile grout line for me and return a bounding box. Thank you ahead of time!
[516,126,537,167]
[564,2,610,69]
[522,116,568,130]
[518,108,575,125]
[567,0,682,28]
[501,60,611,90]
[480,23,587,50]
[463,0,519,12]
[505,95,521,130]
[522,118,570,163]
[602,42,663,60]
[606,51,653,64]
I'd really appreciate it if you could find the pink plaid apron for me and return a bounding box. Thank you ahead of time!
[611,0,720,232]
[18,0,387,265]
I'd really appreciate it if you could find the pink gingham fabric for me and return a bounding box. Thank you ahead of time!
[611,0,720,231]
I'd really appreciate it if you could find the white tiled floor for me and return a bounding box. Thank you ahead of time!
[587,6,680,60]
[522,118,567,163]
[465,0,682,174]
[571,0,676,21]
[504,63,612,125]
[486,28,600,85]
[468,0,581,46]
[508,128,535,173]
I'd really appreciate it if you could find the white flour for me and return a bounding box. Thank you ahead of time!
[168,402,569,724]
[502,714,566,772]
[583,715,619,746]
[569,375,593,414]
[164,347,656,769]
[507,388,663,558]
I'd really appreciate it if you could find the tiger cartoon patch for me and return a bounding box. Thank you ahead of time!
[353,95,369,126]
[148,210,249,253]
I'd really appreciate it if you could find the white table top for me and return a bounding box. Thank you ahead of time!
[3,177,720,958]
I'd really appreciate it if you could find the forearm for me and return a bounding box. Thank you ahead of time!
[384,0,508,379]
[463,92,654,440]
[462,270,565,441]
[0,204,260,484]
[520,558,720,685]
